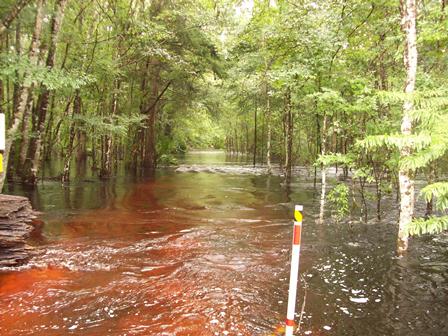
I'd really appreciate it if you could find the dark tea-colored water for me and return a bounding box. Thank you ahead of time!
[1,151,447,335]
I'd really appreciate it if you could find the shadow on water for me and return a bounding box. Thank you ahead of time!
[0,151,447,335]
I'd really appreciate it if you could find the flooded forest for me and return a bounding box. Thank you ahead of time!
[0,0,447,335]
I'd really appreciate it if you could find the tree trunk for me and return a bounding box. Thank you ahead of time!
[43,95,56,161]
[62,91,81,183]
[318,114,328,224]
[441,0,446,19]
[12,22,21,118]
[376,180,382,220]
[245,122,249,155]
[253,98,257,167]
[284,88,293,183]
[425,163,436,218]
[144,64,160,172]
[76,130,87,162]
[0,0,44,192]
[18,91,34,166]
[0,0,32,37]
[265,81,272,174]
[100,80,120,179]
[23,0,68,185]
[314,110,321,188]
[397,0,418,254]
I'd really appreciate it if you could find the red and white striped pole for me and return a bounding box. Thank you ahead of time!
[285,205,303,336]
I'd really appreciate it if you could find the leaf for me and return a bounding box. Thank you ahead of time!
[357,133,432,151]
[420,182,448,211]
[407,216,448,236]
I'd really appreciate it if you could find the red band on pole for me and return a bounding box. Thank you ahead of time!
[285,319,295,327]
[293,224,301,245]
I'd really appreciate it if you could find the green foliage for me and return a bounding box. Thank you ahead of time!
[316,153,354,167]
[407,182,448,236]
[159,105,225,154]
[0,54,93,89]
[407,216,448,236]
[352,167,375,184]
[420,182,448,211]
[327,183,350,221]
[72,114,147,138]
[400,141,447,170]
[157,154,178,166]
[357,134,432,152]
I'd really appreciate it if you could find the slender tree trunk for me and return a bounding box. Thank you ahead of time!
[318,114,328,224]
[23,0,68,184]
[235,129,239,155]
[397,0,418,254]
[0,31,5,112]
[101,80,120,178]
[281,101,286,171]
[0,0,32,37]
[43,95,55,161]
[253,98,257,167]
[18,91,34,166]
[376,180,382,220]
[62,91,81,183]
[359,177,368,222]
[314,111,321,188]
[144,63,161,172]
[47,97,71,161]
[284,88,293,183]
[12,22,21,118]
[76,130,87,162]
[425,163,436,218]
[262,36,272,173]
[261,113,265,164]
[91,132,97,171]
[133,58,150,169]
[441,0,446,20]
[145,87,158,170]
[0,0,44,192]
[245,122,249,155]
[265,81,272,174]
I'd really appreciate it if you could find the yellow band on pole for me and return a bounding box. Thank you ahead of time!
[0,153,3,173]
[294,209,302,222]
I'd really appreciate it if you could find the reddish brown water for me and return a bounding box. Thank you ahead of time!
[1,152,447,335]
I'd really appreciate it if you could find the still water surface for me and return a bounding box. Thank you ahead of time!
[0,151,447,335]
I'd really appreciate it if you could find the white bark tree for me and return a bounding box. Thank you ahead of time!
[0,0,44,192]
[397,0,418,254]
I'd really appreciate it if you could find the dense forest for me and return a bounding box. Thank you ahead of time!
[0,0,447,252]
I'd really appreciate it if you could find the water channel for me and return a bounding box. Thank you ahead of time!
[0,151,447,335]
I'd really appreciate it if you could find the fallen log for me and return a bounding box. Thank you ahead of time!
[0,194,39,267]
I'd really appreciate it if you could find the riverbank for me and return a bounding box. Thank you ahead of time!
[0,194,38,267]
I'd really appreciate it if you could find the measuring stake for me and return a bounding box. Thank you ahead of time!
[285,205,303,336]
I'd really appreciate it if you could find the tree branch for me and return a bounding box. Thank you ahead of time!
[329,3,376,76]
[0,0,33,37]
[143,81,172,115]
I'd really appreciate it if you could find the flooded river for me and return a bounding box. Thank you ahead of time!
[1,151,447,335]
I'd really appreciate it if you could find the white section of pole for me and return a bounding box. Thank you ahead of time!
[285,243,301,335]
[285,324,294,336]
[285,204,303,336]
